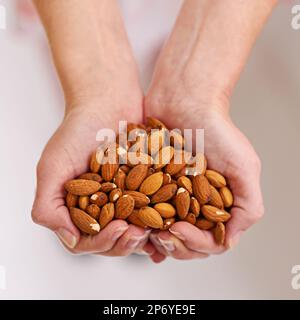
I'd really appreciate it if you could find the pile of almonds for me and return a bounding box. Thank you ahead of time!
[64,117,233,245]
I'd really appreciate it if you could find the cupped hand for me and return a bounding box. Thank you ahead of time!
[145,94,263,261]
[32,98,160,258]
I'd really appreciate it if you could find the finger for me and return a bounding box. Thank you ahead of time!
[157,231,209,260]
[168,221,226,254]
[135,240,156,256]
[72,220,129,254]
[149,232,169,256]
[149,251,167,264]
[101,225,151,257]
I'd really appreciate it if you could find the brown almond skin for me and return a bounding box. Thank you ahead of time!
[208,185,224,209]
[184,213,196,225]
[214,222,225,245]
[113,168,126,191]
[99,203,115,229]
[123,191,150,208]
[90,151,101,173]
[151,183,178,204]
[201,205,231,223]
[119,165,131,174]
[101,163,119,182]
[161,218,176,230]
[79,196,89,210]
[90,192,108,207]
[86,204,101,220]
[205,170,226,188]
[127,209,148,228]
[153,146,175,170]
[146,117,166,129]
[139,172,164,195]
[64,179,101,196]
[70,207,100,235]
[154,203,176,218]
[195,218,215,230]
[115,195,135,219]
[66,193,78,208]
[190,197,200,217]
[192,175,211,204]
[219,187,233,207]
[109,188,122,202]
[138,207,163,229]
[162,173,171,185]
[125,164,148,191]
[175,188,190,219]
[177,176,193,194]
[78,173,102,183]
[101,182,117,193]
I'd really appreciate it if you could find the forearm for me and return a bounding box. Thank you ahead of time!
[149,0,277,104]
[34,0,141,106]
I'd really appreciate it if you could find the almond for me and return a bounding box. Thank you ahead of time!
[70,207,100,235]
[208,185,224,209]
[195,218,215,230]
[78,173,102,183]
[146,117,166,129]
[165,150,191,175]
[214,222,225,245]
[192,175,211,204]
[127,209,147,228]
[101,163,119,182]
[86,204,101,220]
[177,176,193,194]
[119,165,131,174]
[205,170,226,188]
[148,129,167,155]
[99,203,115,229]
[153,146,174,170]
[101,182,117,193]
[113,169,126,190]
[219,186,233,207]
[115,195,135,219]
[190,197,200,217]
[151,183,178,204]
[170,130,184,149]
[66,193,78,208]
[125,164,148,190]
[90,151,101,173]
[162,173,171,185]
[90,192,108,207]
[138,207,163,229]
[123,191,150,208]
[185,153,207,176]
[201,205,231,223]
[79,196,89,210]
[175,188,190,219]
[64,179,101,196]
[139,172,164,195]
[184,213,196,225]
[147,167,155,177]
[154,203,176,218]
[161,218,176,230]
[109,188,122,202]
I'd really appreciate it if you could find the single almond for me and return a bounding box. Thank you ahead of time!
[115,195,135,219]
[109,188,122,202]
[139,172,164,195]
[146,117,166,129]
[214,222,225,245]
[123,191,150,208]
[99,203,115,229]
[64,179,101,196]
[151,183,178,204]
[90,151,101,173]
[66,193,78,208]
[162,173,171,185]
[208,185,224,209]
[101,163,119,182]
[201,205,231,223]
[219,187,233,207]
[195,218,215,230]
[70,207,100,235]
[79,196,89,210]
[78,173,102,183]
[190,197,200,217]
[164,150,191,175]
[184,213,196,225]
[86,204,101,220]
[161,218,176,230]
[101,182,117,193]
[177,176,193,194]
[127,209,148,228]
[175,188,190,219]
[125,164,148,191]
[205,170,226,188]
[192,175,211,204]
[113,169,126,190]
[147,167,155,177]
[154,203,176,218]
[90,192,108,207]
[138,207,163,229]
[153,146,175,170]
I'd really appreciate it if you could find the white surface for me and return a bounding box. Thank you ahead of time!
[0,1,300,299]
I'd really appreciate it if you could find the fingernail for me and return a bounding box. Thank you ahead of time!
[169,229,185,241]
[56,228,77,249]
[158,238,175,252]
[112,226,129,241]
[150,234,162,247]
[127,233,149,249]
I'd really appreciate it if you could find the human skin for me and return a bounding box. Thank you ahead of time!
[31,0,158,257]
[145,0,278,261]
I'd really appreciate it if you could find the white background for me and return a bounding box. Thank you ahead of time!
[0,0,300,299]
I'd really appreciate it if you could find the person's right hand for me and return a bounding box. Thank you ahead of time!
[31,96,159,257]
